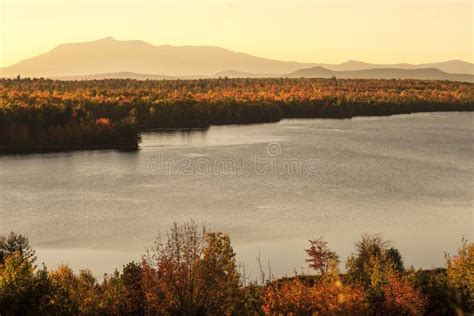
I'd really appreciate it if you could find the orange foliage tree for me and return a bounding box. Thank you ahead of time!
[141,222,241,315]
[262,277,368,315]
[382,273,427,315]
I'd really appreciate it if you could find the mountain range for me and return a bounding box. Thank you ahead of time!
[287,67,474,82]
[1,37,473,82]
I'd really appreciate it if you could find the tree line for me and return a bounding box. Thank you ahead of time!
[0,223,472,315]
[1,78,473,153]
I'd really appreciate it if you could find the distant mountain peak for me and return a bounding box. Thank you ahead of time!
[339,60,368,65]
[96,36,118,42]
[309,66,332,71]
[0,37,315,77]
[0,37,472,78]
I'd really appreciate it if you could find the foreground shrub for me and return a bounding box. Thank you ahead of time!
[236,281,265,315]
[262,277,368,315]
[0,230,472,315]
[382,273,427,315]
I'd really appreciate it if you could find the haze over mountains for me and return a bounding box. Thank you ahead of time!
[1,37,473,82]
[287,67,474,82]
[309,60,474,74]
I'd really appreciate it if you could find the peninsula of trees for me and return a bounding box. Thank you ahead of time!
[1,78,473,153]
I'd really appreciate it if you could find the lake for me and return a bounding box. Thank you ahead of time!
[0,112,472,278]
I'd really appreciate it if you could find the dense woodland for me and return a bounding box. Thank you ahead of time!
[0,224,472,315]
[1,78,473,153]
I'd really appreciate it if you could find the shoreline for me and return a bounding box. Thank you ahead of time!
[0,143,139,155]
[1,110,472,155]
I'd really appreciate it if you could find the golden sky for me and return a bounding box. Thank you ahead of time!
[0,0,472,67]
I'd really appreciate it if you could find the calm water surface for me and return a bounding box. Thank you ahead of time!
[0,112,472,277]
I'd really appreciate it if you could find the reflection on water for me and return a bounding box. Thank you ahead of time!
[1,112,473,277]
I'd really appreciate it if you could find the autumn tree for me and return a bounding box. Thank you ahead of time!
[345,233,407,312]
[262,277,368,315]
[49,265,103,315]
[0,252,36,315]
[385,247,405,273]
[142,221,242,315]
[101,261,146,315]
[346,234,404,281]
[0,232,63,315]
[196,232,241,314]
[445,238,474,313]
[382,273,427,315]
[121,261,146,315]
[0,232,36,265]
[305,237,339,275]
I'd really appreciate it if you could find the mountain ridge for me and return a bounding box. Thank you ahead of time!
[313,59,473,74]
[1,37,473,80]
[287,66,473,82]
[0,37,313,77]
[50,67,474,82]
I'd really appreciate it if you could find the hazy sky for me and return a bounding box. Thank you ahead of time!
[0,0,472,67]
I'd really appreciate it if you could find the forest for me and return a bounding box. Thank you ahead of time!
[1,77,473,153]
[0,223,472,315]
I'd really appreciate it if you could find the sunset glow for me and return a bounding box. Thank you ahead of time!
[1,0,472,67]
